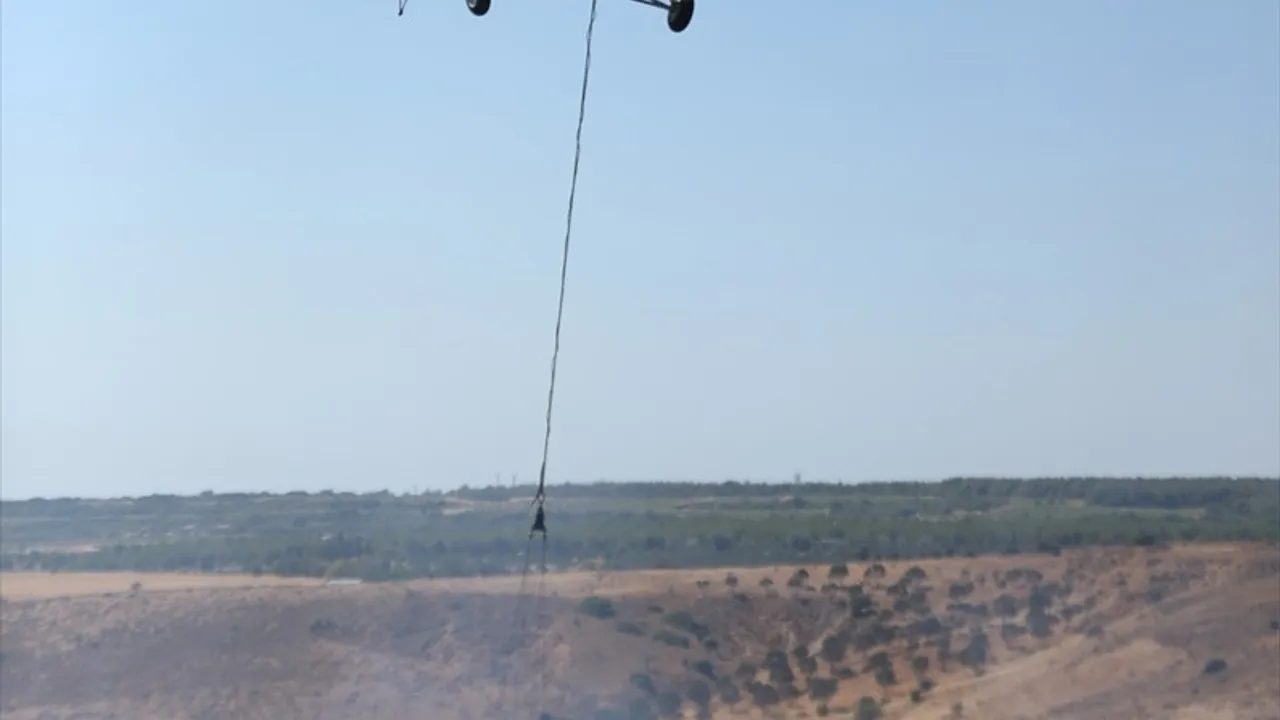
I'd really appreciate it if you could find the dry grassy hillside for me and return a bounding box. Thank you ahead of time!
[1,543,1277,720]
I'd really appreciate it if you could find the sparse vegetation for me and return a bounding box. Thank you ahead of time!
[690,659,715,679]
[578,595,616,620]
[747,680,780,707]
[874,662,897,698]
[3,479,1278,720]
[856,695,883,720]
[820,630,850,666]
[630,673,657,695]
[959,630,990,670]
[716,678,741,704]
[911,655,929,675]
[652,629,690,649]
[787,568,810,589]
[763,649,795,684]
[994,593,1019,617]
[685,678,711,712]
[0,542,1271,720]
[809,676,838,701]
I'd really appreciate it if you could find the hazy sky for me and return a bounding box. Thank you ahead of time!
[2,1,1278,500]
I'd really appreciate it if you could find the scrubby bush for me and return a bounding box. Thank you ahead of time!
[578,596,615,619]
[662,611,710,641]
[820,631,850,665]
[685,679,711,711]
[809,676,838,701]
[653,630,690,649]
[763,649,794,684]
[959,630,989,669]
[1203,658,1227,674]
[746,681,780,707]
[630,673,657,695]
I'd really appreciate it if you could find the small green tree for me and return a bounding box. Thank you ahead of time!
[911,655,929,675]
[819,631,850,666]
[686,679,712,713]
[937,631,953,670]
[809,676,838,702]
[856,696,882,720]
[874,664,897,699]
[629,673,657,695]
[577,596,616,619]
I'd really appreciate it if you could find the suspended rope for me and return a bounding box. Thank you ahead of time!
[531,0,599,515]
[498,0,601,717]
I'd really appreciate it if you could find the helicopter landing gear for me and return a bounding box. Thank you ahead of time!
[404,0,693,32]
[627,0,695,33]
[415,0,691,33]
[666,0,693,33]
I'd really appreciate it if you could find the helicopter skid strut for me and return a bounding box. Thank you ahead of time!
[402,0,695,33]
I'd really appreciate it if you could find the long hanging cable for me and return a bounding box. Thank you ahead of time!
[532,0,598,510]
[497,1,601,717]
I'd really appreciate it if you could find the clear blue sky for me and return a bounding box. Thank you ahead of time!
[3,1,1277,500]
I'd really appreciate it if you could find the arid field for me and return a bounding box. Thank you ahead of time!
[2,542,1278,720]
[0,572,323,599]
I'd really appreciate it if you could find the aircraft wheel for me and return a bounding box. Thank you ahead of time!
[667,0,693,33]
[467,0,491,17]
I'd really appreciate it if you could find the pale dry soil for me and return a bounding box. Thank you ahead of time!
[1,543,1277,720]
[0,572,321,599]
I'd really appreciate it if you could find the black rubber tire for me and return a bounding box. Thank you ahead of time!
[467,0,491,17]
[667,0,693,33]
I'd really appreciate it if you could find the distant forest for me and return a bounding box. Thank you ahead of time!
[2,476,1276,581]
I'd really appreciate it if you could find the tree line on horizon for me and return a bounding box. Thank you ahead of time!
[6,474,1275,506]
[2,475,1275,582]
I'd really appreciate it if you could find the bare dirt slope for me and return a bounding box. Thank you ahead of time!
[1,543,1277,720]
